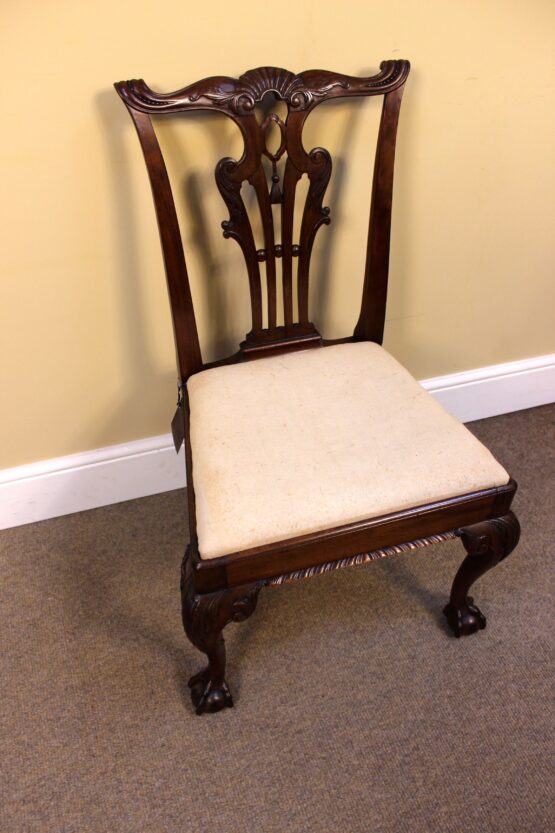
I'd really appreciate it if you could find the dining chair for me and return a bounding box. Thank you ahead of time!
[115,61,520,715]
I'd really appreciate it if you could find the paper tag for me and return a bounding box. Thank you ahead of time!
[171,405,184,453]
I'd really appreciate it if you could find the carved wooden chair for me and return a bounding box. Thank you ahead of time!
[115,61,520,715]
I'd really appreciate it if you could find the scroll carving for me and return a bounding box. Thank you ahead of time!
[215,155,263,334]
[297,147,332,323]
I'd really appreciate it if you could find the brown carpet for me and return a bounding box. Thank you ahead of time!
[1,405,554,833]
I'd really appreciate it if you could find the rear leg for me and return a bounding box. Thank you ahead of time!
[444,511,520,636]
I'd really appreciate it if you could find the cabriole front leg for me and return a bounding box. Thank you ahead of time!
[444,511,520,637]
[180,552,264,715]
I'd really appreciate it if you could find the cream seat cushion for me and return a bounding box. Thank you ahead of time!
[188,342,509,560]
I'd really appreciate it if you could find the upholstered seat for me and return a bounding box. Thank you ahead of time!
[188,342,509,559]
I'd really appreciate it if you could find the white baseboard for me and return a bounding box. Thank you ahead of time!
[0,437,185,530]
[420,352,555,422]
[1,353,553,530]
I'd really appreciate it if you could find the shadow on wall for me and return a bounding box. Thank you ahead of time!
[309,96,363,330]
[379,65,427,368]
[92,87,177,456]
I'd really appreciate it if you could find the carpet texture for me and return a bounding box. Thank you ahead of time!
[1,404,554,833]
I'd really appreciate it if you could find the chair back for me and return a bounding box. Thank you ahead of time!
[115,61,410,379]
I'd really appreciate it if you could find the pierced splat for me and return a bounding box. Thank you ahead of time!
[207,90,337,351]
[115,61,410,374]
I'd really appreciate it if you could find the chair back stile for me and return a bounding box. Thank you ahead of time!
[115,60,410,381]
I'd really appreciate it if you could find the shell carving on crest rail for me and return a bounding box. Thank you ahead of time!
[118,61,410,115]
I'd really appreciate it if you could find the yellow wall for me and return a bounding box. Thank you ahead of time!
[1,0,554,469]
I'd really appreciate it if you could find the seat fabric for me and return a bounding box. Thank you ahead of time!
[187,343,509,560]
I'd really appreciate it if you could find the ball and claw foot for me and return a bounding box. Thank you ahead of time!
[188,667,234,715]
[443,596,486,637]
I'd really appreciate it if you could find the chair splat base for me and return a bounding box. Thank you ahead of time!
[443,512,521,637]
